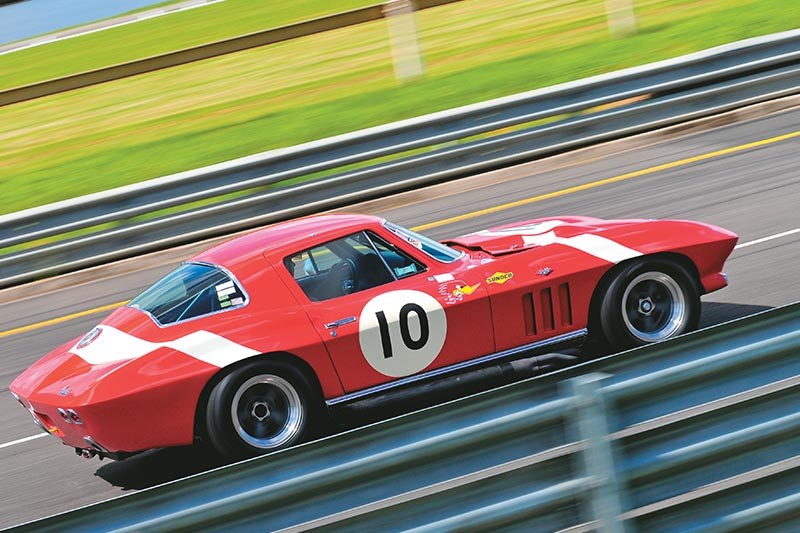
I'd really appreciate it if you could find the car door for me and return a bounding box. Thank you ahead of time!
[281,229,494,393]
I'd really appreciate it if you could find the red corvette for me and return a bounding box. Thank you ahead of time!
[10,214,736,460]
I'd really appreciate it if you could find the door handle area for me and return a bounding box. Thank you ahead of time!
[325,316,357,329]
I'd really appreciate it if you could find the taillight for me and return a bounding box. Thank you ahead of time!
[57,408,83,425]
[67,409,83,425]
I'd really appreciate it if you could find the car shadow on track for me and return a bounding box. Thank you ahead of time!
[698,301,772,329]
[95,445,228,491]
[94,300,772,491]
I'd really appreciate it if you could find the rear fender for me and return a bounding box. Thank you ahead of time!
[193,352,326,441]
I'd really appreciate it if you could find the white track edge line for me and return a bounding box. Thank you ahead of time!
[734,227,800,249]
[0,433,47,449]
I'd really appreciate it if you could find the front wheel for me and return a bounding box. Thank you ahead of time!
[205,361,318,459]
[597,259,700,350]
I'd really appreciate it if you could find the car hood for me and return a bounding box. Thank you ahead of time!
[445,216,645,256]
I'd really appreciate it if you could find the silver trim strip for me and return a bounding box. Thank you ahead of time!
[325,329,587,406]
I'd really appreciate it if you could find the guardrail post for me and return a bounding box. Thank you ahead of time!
[564,373,628,533]
[604,0,637,37]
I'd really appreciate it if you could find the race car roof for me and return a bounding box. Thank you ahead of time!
[190,213,385,267]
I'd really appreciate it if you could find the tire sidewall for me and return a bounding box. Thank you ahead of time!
[599,259,700,350]
[205,361,315,459]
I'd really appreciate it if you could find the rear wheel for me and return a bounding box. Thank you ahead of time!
[205,361,318,459]
[597,259,700,350]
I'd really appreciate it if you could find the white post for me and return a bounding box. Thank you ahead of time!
[604,0,637,38]
[384,0,424,81]
[565,374,629,533]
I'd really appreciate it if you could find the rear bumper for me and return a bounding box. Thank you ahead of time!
[10,373,208,453]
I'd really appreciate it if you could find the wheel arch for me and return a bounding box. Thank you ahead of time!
[193,351,325,442]
[587,252,701,341]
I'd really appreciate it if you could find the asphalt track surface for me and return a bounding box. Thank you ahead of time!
[0,107,798,528]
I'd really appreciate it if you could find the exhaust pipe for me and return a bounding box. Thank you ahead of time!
[76,436,110,460]
[75,448,97,459]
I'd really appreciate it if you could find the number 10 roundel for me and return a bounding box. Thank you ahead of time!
[358,290,447,377]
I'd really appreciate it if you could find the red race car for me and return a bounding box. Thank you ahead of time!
[11,214,737,460]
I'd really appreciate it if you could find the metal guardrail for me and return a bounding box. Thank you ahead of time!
[0,0,462,107]
[2,29,800,289]
[10,303,800,531]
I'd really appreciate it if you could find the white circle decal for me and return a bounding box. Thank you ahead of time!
[359,290,447,377]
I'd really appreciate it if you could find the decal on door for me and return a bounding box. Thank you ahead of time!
[438,281,481,305]
[359,290,447,377]
[453,283,480,297]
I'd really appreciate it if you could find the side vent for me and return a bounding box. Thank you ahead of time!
[523,292,536,336]
[559,283,573,326]
[541,288,555,332]
[524,284,572,336]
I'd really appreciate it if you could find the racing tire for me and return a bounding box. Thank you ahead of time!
[205,361,319,459]
[597,258,700,351]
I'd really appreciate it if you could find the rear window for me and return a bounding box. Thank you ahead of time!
[128,262,247,326]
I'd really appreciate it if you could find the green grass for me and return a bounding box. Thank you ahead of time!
[0,0,796,215]
[0,0,378,89]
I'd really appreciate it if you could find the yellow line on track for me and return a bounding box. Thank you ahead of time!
[412,129,800,231]
[0,301,128,338]
[2,128,799,339]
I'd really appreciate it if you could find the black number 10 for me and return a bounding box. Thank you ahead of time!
[375,303,430,359]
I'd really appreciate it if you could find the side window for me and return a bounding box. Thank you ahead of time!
[284,232,425,302]
[368,232,424,279]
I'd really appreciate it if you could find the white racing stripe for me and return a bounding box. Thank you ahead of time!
[473,220,642,263]
[473,220,567,237]
[478,220,641,263]
[523,232,642,263]
[71,325,259,367]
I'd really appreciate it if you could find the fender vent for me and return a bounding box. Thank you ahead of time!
[541,288,555,332]
[523,283,572,335]
[559,283,573,326]
[523,292,536,336]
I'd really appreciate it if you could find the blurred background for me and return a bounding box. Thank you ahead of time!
[0,0,793,216]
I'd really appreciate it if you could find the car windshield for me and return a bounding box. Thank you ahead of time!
[383,221,463,263]
[128,262,247,326]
